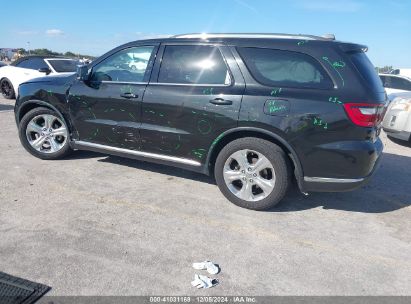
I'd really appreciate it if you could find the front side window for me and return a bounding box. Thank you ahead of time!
[47,59,78,72]
[158,45,231,85]
[237,47,333,89]
[91,46,155,82]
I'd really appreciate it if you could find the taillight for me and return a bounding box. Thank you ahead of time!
[343,103,385,127]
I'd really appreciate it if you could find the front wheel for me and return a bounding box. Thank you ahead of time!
[1,78,15,99]
[18,107,73,160]
[215,138,290,210]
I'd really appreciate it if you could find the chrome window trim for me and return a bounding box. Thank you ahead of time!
[149,82,231,87]
[304,177,364,183]
[100,81,148,85]
[74,141,201,167]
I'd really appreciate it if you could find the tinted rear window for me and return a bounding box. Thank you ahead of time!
[47,59,78,72]
[158,45,230,85]
[237,47,333,89]
[350,52,384,92]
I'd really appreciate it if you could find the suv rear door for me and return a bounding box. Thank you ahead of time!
[140,43,245,164]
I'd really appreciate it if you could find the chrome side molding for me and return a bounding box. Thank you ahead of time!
[304,176,364,183]
[74,141,202,167]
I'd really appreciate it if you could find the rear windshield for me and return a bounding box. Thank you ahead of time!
[350,52,384,92]
[47,59,78,72]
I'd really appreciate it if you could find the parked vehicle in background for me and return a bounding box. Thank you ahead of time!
[0,62,7,68]
[391,68,411,78]
[0,56,79,99]
[383,92,411,142]
[14,33,385,210]
[379,73,411,99]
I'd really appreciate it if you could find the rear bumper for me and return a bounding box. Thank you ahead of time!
[302,139,383,192]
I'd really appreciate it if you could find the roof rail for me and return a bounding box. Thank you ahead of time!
[171,33,335,41]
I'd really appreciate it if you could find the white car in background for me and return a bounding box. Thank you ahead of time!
[379,73,411,100]
[0,56,78,99]
[382,92,411,142]
[391,68,411,78]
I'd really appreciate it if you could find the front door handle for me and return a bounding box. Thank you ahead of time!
[209,98,233,105]
[120,93,139,99]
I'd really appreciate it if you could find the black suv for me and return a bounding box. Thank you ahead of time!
[14,33,385,210]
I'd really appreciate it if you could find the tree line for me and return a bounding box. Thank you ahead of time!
[17,48,95,59]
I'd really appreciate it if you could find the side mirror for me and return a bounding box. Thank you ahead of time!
[38,67,52,75]
[77,65,90,81]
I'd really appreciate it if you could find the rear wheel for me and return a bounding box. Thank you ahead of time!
[1,78,15,99]
[215,138,290,210]
[18,107,72,160]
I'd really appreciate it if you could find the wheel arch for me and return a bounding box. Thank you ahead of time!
[206,127,305,192]
[16,100,72,136]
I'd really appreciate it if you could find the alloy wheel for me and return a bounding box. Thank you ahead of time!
[223,149,276,202]
[25,114,68,153]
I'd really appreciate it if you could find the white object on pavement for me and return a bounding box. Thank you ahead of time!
[192,261,220,275]
[191,274,219,289]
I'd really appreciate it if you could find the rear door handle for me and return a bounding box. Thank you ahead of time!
[209,98,232,105]
[120,93,138,99]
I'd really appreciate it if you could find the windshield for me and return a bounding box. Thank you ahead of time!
[47,59,78,72]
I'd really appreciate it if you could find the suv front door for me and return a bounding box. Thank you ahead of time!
[68,45,158,150]
[140,44,245,164]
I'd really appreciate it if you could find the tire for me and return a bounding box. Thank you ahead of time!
[1,78,15,99]
[215,138,290,210]
[18,107,72,160]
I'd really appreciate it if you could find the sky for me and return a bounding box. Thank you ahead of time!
[0,0,410,67]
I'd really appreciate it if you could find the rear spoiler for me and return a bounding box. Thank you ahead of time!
[339,43,368,53]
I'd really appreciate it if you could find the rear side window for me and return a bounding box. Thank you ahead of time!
[237,47,333,89]
[16,58,49,70]
[158,45,231,85]
[47,59,78,72]
[350,52,384,92]
[391,77,411,91]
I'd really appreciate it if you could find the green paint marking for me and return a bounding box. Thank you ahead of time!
[47,89,53,96]
[328,97,343,104]
[191,148,207,159]
[211,133,225,146]
[269,105,287,113]
[202,88,214,95]
[197,119,212,135]
[128,113,136,120]
[267,100,287,113]
[313,117,328,130]
[270,88,282,96]
[322,56,345,87]
[159,113,165,117]
[120,85,134,94]
[87,107,96,119]
[332,61,346,68]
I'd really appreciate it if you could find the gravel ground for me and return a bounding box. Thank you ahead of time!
[0,96,410,296]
